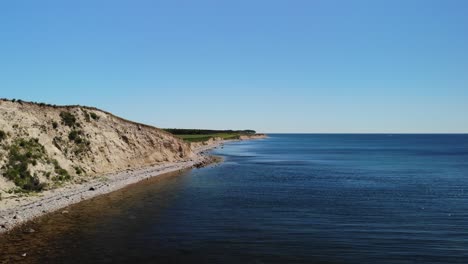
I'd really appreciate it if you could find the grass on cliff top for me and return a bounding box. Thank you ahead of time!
[175,133,242,142]
[164,129,256,143]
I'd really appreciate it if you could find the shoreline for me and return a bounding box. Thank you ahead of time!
[0,135,266,234]
[0,140,226,234]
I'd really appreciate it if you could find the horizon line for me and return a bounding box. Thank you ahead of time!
[263,132,468,135]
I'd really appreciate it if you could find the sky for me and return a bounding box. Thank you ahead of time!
[0,0,467,133]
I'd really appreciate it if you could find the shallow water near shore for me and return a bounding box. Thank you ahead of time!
[1,134,468,263]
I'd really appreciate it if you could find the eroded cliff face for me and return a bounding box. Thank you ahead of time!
[239,134,268,140]
[0,100,193,193]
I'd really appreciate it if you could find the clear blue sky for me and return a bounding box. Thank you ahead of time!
[1,0,467,133]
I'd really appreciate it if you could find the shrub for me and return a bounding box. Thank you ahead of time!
[66,130,90,155]
[52,136,63,150]
[52,121,58,129]
[90,112,99,120]
[73,142,90,155]
[68,130,80,141]
[69,130,86,144]
[3,138,47,191]
[53,168,70,181]
[0,130,6,142]
[74,166,83,175]
[60,111,77,127]
[51,159,71,182]
[83,111,91,122]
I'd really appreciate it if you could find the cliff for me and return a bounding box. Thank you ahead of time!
[239,134,268,140]
[0,99,193,195]
[190,134,268,149]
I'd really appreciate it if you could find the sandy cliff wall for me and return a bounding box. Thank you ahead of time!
[239,134,267,140]
[0,100,193,193]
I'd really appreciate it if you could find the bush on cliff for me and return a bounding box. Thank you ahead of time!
[90,112,99,120]
[60,111,77,127]
[0,130,6,142]
[2,138,46,191]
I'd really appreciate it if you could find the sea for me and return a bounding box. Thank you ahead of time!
[1,134,468,264]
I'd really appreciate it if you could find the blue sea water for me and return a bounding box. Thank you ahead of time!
[1,134,468,263]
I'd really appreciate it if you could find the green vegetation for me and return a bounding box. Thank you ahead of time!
[60,111,77,127]
[83,110,91,122]
[176,133,242,142]
[52,136,63,151]
[164,129,257,142]
[0,98,61,108]
[82,109,99,122]
[74,166,84,175]
[71,130,90,153]
[52,121,58,129]
[68,130,82,143]
[0,138,72,191]
[51,159,70,182]
[90,112,99,120]
[0,130,6,142]
[1,138,46,191]
[164,129,256,135]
